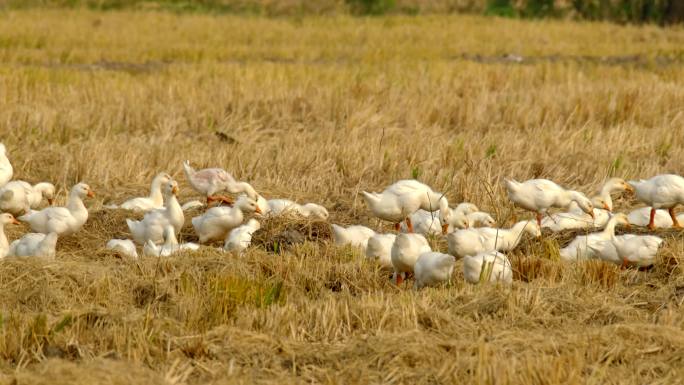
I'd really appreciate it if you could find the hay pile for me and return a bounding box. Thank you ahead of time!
[251,215,332,252]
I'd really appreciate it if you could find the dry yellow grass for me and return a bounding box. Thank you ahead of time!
[1,8,684,384]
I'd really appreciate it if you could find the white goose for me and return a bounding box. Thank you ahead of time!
[331,224,376,251]
[444,202,479,230]
[447,220,540,258]
[413,252,456,289]
[589,233,662,268]
[504,178,594,226]
[0,144,13,187]
[115,172,172,211]
[629,174,684,230]
[192,195,261,243]
[183,160,258,204]
[0,213,20,258]
[542,178,632,232]
[127,181,183,245]
[8,232,58,259]
[466,211,496,228]
[362,179,450,233]
[19,183,94,236]
[463,251,513,284]
[559,213,629,262]
[603,234,663,268]
[390,233,432,285]
[224,218,261,254]
[265,199,329,220]
[364,233,396,271]
[106,239,138,258]
[0,181,55,216]
[143,225,199,257]
[400,209,468,235]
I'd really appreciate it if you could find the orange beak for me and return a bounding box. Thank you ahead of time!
[442,223,449,235]
[602,203,611,212]
[11,217,20,225]
[171,186,179,195]
[625,184,635,194]
[588,210,595,219]
[87,190,95,198]
[255,206,262,215]
[624,222,632,230]
[47,198,54,205]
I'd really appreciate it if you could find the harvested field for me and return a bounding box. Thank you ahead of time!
[1,8,684,384]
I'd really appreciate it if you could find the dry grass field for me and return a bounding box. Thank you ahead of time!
[1,8,684,384]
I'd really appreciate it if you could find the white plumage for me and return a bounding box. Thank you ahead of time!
[463,251,513,284]
[413,252,456,289]
[224,218,261,254]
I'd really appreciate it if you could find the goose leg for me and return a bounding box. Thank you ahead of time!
[669,208,682,229]
[394,222,401,232]
[536,212,543,227]
[406,217,414,233]
[207,195,234,206]
[217,195,234,206]
[648,208,657,230]
[395,272,404,285]
[621,258,629,270]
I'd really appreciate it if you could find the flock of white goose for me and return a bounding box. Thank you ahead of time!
[0,142,682,289]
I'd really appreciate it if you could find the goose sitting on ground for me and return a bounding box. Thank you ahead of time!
[331,224,376,252]
[0,181,55,216]
[542,178,633,232]
[463,251,513,284]
[400,209,469,235]
[365,233,396,271]
[444,202,480,230]
[19,183,94,236]
[559,213,629,262]
[0,143,13,187]
[361,179,450,233]
[0,213,20,258]
[590,233,664,268]
[390,233,432,285]
[627,207,684,229]
[447,220,540,258]
[8,232,58,259]
[127,181,183,245]
[629,174,684,230]
[192,195,261,243]
[264,198,329,220]
[106,239,138,258]
[413,252,456,289]
[112,172,172,211]
[183,160,258,205]
[143,225,199,257]
[541,199,611,232]
[466,211,496,228]
[224,218,261,254]
[504,178,594,226]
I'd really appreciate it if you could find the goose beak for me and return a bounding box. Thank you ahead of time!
[602,203,611,211]
[11,217,20,225]
[255,206,262,215]
[171,186,179,195]
[442,224,449,235]
[588,210,595,219]
[47,198,54,205]
[625,184,635,194]
[87,190,95,198]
